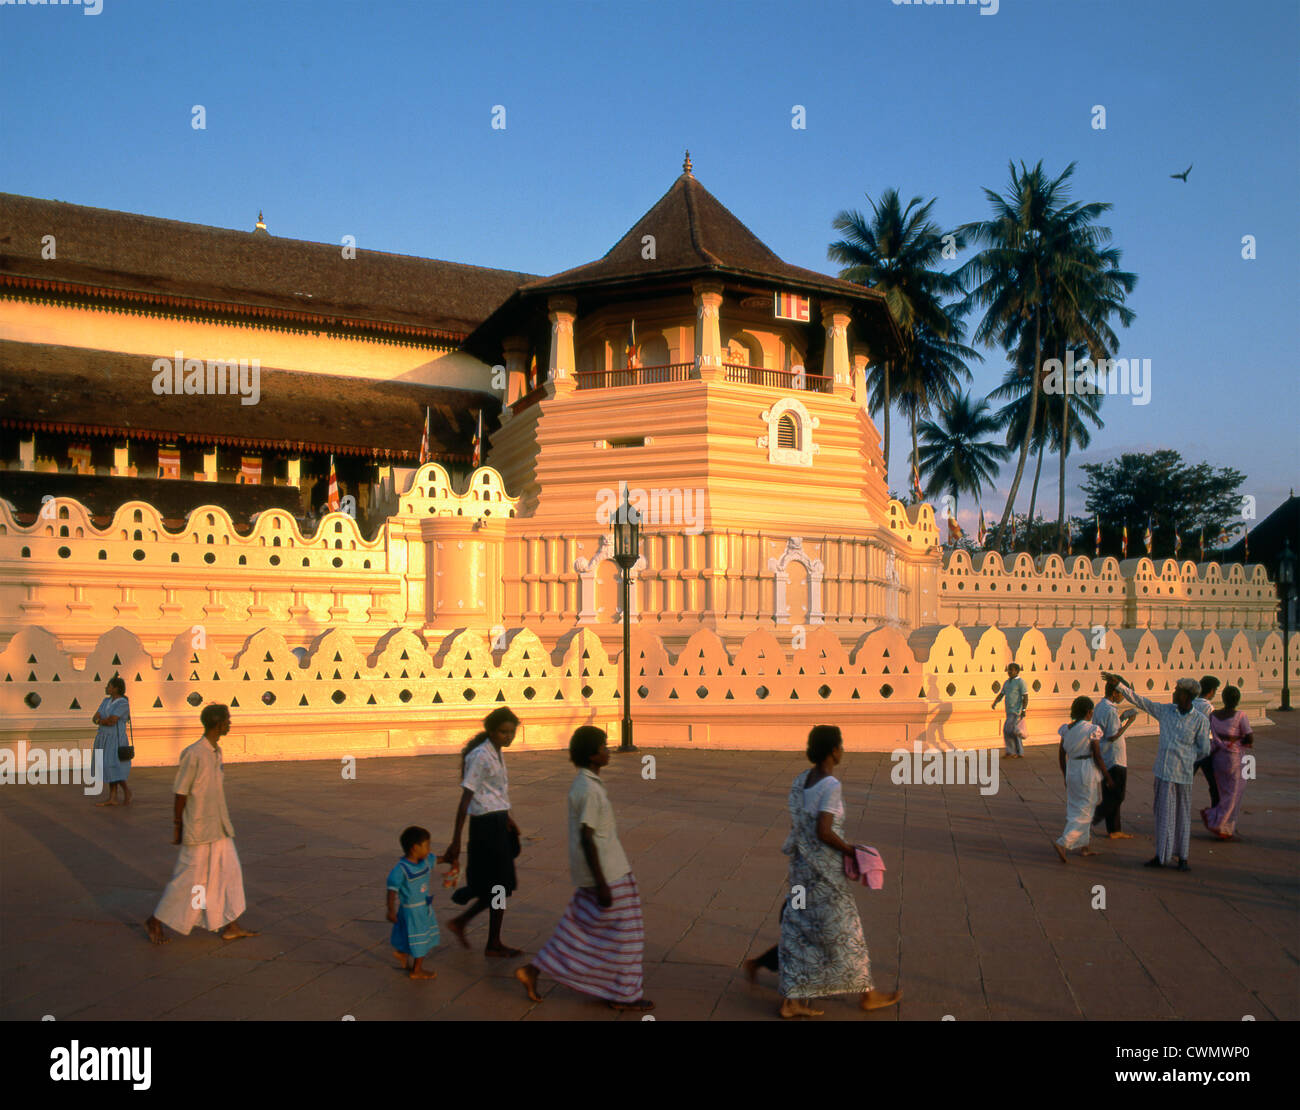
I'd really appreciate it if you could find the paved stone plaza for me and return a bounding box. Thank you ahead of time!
[2,717,1296,1022]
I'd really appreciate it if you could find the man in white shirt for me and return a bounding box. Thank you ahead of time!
[1091,677,1137,837]
[145,704,257,944]
[516,726,654,1012]
[1192,675,1221,809]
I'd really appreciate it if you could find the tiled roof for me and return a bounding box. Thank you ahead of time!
[521,172,892,302]
[0,193,535,339]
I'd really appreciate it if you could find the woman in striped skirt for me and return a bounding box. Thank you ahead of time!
[516,727,654,1012]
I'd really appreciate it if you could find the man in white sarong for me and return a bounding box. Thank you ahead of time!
[145,704,258,943]
[1100,673,1212,872]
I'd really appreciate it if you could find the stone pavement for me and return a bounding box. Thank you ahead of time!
[2,716,1296,1021]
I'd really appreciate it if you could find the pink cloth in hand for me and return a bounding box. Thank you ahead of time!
[844,845,886,889]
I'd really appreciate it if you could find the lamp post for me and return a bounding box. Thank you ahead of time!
[613,488,642,751]
[1278,539,1295,712]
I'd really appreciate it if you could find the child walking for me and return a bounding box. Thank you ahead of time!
[387,825,440,980]
[1055,696,1112,863]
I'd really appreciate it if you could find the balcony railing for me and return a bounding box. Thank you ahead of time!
[571,362,834,393]
[575,363,695,390]
[724,364,833,393]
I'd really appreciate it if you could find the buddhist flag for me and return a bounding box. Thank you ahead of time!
[1174,523,1182,557]
[1143,519,1152,555]
[1121,524,1128,557]
[1199,527,1205,561]
[626,319,638,369]
[947,511,963,545]
[911,460,923,502]
[238,456,262,485]
[157,445,181,480]
[774,291,810,322]
[419,406,431,465]
[1067,523,1073,556]
[471,411,483,467]
[1094,514,1101,557]
[978,508,987,547]
[1243,529,1249,562]
[328,454,340,512]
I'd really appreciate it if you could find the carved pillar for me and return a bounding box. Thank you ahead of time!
[822,302,853,396]
[547,296,577,397]
[502,335,530,414]
[693,282,724,381]
[851,343,871,408]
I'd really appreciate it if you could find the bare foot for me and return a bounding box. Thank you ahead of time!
[95,799,118,807]
[861,989,903,1011]
[1080,847,1100,857]
[221,923,260,940]
[515,964,543,1002]
[447,918,469,949]
[1054,842,1069,863]
[609,997,655,1012]
[485,944,523,958]
[409,967,437,980]
[145,917,168,945]
[780,998,824,1019]
[1108,831,1134,839]
[121,789,132,806]
[393,950,410,970]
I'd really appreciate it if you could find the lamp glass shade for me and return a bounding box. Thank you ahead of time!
[1278,543,1295,586]
[614,498,640,561]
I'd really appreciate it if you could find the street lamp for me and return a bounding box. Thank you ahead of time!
[1278,539,1295,712]
[613,488,642,751]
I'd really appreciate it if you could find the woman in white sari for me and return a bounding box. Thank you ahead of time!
[773,725,901,1018]
[1054,696,1112,863]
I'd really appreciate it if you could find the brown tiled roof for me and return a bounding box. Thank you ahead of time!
[0,193,535,339]
[0,341,495,460]
[520,172,894,304]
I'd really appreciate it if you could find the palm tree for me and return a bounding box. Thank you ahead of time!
[829,190,965,479]
[918,392,1011,512]
[958,161,1136,546]
[896,301,980,477]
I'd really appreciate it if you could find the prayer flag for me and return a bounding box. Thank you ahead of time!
[1122,524,1128,557]
[1094,514,1101,557]
[157,445,181,480]
[1174,523,1182,557]
[419,406,430,465]
[978,508,987,547]
[911,461,923,502]
[237,456,261,485]
[472,411,483,467]
[328,454,340,512]
[947,512,963,545]
[774,291,810,322]
[1144,519,1152,555]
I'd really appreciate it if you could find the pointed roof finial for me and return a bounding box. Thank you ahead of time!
[683,150,693,176]
[255,210,267,231]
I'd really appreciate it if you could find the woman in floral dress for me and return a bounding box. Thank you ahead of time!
[774,724,902,1018]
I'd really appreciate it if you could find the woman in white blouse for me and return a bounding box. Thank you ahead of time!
[749,724,901,1018]
[443,707,523,956]
[1054,695,1112,863]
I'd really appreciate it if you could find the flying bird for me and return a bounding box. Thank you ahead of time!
[1170,163,1192,182]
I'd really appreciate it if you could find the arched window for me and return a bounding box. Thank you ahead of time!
[777,413,799,450]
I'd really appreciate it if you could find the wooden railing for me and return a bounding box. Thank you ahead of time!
[510,383,548,415]
[572,362,834,394]
[575,363,694,389]
[724,364,833,393]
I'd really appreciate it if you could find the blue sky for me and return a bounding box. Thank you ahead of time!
[2,0,1296,530]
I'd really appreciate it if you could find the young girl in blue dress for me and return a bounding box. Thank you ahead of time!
[387,826,440,980]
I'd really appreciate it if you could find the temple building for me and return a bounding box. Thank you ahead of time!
[0,159,1292,760]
